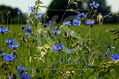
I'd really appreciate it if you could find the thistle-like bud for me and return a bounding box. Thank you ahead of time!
[114,37,116,41]
[7,10,11,16]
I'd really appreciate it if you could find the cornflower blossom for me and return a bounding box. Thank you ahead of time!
[90,1,100,9]
[76,13,87,19]
[86,20,95,25]
[9,44,19,49]
[4,54,16,62]
[111,54,119,60]
[52,44,64,51]
[6,39,15,44]
[17,9,22,14]
[72,20,81,26]
[0,27,8,33]
[63,21,71,25]
[51,29,61,35]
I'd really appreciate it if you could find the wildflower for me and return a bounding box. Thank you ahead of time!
[104,45,115,51]
[17,9,22,14]
[77,61,79,64]
[63,21,71,25]
[23,26,32,32]
[51,29,61,35]
[52,44,64,51]
[104,53,108,59]
[99,52,103,55]
[63,58,65,61]
[9,44,19,49]
[37,14,42,18]
[0,52,6,57]
[48,21,53,27]
[28,6,34,12]
[72,20,81,26]
[90,1,100,9]
[9,75,13,79]
[87,62,92,66]
[6,39,15,44]
[111,54,119,60]
[22,74,31,79]
[76,13,87,19]
[86,20,95,25]
[17,66,28,76]
[65,49,74,54]
[0,27,8,33]
[25,32,33,36]
[4,54,16,62]
[67,57,71,62]
[49,68,56,71]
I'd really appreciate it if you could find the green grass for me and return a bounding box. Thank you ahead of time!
[0,24,119,78]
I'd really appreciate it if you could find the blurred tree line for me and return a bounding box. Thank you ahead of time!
[46,0,112,23]
[0,5,26,24]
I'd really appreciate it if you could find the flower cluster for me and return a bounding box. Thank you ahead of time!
[76,13,87,19]
[9,44,19,49]
[4,54,16,62]
[0,27,8,34]
[65,49,74,54]
[90,1,100,9]
[111,54,119,60]
[6,39,15,44]
[51,29,61,35]
[17,66,31,78]
[72,20,81,26]
[23,26,33,36]
[52,44,64,51]
[63,21,71,25]
[17,9,22,14]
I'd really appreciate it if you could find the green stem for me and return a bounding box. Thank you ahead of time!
[59,2,71,25]
[18,14,20,24]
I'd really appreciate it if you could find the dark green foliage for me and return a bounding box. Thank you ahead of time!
[0,5,26,24]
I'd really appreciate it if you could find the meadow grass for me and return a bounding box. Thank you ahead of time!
[0,24,119,79]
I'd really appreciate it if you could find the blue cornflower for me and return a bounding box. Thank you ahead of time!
[87,62,92,66]
[23,26,32,32]
[99,52,103,55]
[37,14,42,18]
[48,21,53,27]
[76,13,87,19]
[111,54,119,60]
[67,57,71,62]
[49,68,56,71]
[72,20,81,26]
[63,57,65,61]
[65,49,74,54]
[63,21,71,25]
[9,44,19,49]
[17,66,28,77]
[6,39,15,44]
[90,1,100,9]
[86,20,95,25]
[25,32,33,36]
[0,52,6,57]
[4,54,16,62]
[77,61,79,64]
[0,27,8,33]
[104,45,115,52]
[17,9,22,14]
[22,74,31,79]
[9,75,13,79]
[28,6,34,12]
[52,44,64,51]
[51,29,61,35]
